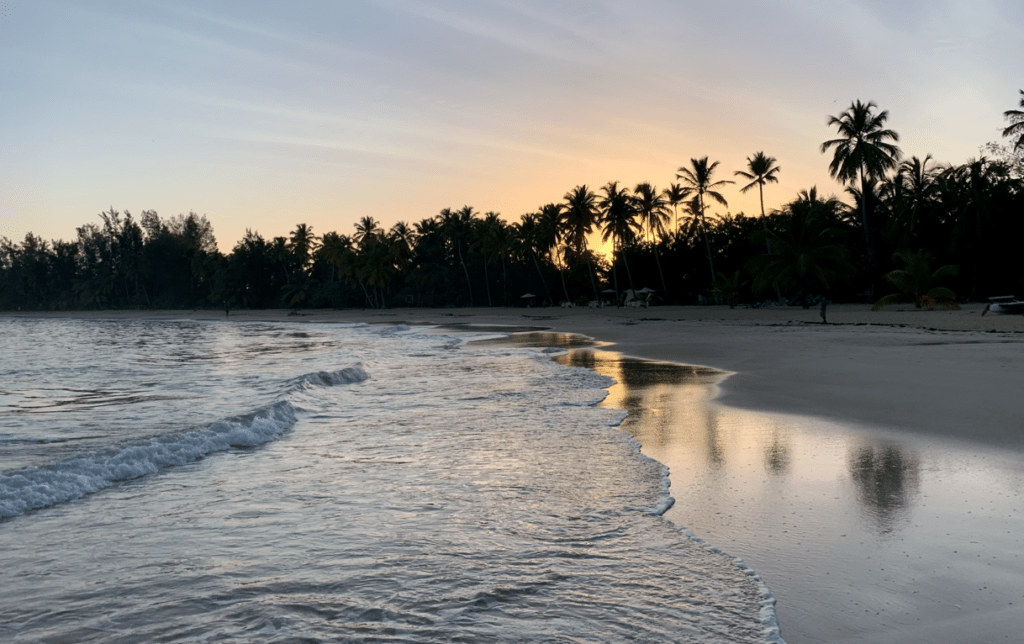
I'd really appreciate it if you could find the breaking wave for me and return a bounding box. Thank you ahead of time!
[0,364,369,519]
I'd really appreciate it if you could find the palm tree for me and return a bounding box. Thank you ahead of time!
[734,152,781,253]
[747,187,856,306]
[537,203,571,303]
[388,221,416,262]
[475,212,509,306]
[353,216,383,247]
[288,223,320,278]
[438,207,477,307]
[563,185,601,300]
[632,182,670,297]
[662,183,687,236]
[676,156,733,284]
[821,100,901,265]
[939,157,1012,298]
[871,248,959,311]
[1003,89,1024,151]
[271,236,292,285]
[514,213,555,305]
[884,155,938,248]
[677,196,705,243]
[598,181,639,300]
[319,231,349,284]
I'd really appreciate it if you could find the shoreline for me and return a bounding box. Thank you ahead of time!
[12,304,1024,451]
[8,306,1024,643]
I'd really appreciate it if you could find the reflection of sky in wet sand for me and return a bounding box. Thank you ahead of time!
[555,347,1024,644]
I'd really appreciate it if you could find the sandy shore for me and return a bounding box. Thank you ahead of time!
[10,304,1024,643]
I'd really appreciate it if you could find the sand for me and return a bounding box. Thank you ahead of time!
[10,303,1024,643]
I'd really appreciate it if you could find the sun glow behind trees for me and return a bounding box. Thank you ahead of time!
[3,92,1024,311]
[2,2,1022,250]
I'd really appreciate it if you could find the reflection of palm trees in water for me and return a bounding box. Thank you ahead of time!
[556,351,725,461]
[703,406,724,466]
[848,444,920,535]
[764,424,791,474]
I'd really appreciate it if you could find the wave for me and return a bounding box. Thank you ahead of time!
[0,364,369,520]
[287,365,369,390]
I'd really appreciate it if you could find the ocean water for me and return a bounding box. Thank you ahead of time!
[0,317,781,643]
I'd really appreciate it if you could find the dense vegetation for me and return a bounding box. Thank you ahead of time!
[3,95,1023,311]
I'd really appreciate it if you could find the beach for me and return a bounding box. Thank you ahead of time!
[8,303,1024,643]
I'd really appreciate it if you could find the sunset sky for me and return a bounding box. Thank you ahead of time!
[2,0,1021,252]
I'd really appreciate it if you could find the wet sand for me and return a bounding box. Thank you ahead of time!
[11,304,1024,643]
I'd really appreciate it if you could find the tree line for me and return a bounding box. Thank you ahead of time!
[3,93,1023,311]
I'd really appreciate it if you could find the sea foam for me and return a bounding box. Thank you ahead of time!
[0,365,368,519]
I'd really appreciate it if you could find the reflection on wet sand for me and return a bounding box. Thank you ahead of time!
[550,345,1024,644]
[848,444,920,536]
[556,348,923,538]
[470,331,600,350]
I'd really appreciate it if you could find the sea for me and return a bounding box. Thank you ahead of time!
[0,317,781,643]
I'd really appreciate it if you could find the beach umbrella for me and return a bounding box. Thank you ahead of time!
[520,293,536,298]
[601,288,617,294]
[637,287,655,294]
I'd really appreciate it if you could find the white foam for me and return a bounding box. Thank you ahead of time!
[0,401,297,519]
[289,365,370,390]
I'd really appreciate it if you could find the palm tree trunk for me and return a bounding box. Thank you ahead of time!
[699,210,716,283]
[860,166,874,262]
[759,184,772,255]
[559,248,571,304]
[482,257,493,307]
[501,255,508,306]
[358,279,374,309]
[653,245,668,301]
[622,247,636,294]
[860,166,875,301]
[457,244,474,307]
[587,258,599,300]
[531,251,554,306]
[611,242,620,306]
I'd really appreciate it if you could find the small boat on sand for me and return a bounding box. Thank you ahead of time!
[982,295,1024,315]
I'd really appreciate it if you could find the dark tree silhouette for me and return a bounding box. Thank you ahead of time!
[821,100,901,268]
[734,152,781,254]
[677,157,733,284]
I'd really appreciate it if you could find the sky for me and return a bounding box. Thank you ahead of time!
[2,0,1022,252]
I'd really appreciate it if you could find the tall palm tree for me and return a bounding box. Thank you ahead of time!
[662,183,687,236]
[475,212,509,306]
[632,182,671,297]
[438,207,477,307]
[734,152,781,253]
[1003,89,1024,151]
[271,236,292,285]
[536,203,571,303]
[514,213,555,305]
[288,223,320,278]
[563,185,601,299]
[676,156,733,283]
[821,100,901,265]
[598,181,639,299]
[319,231,347,284]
